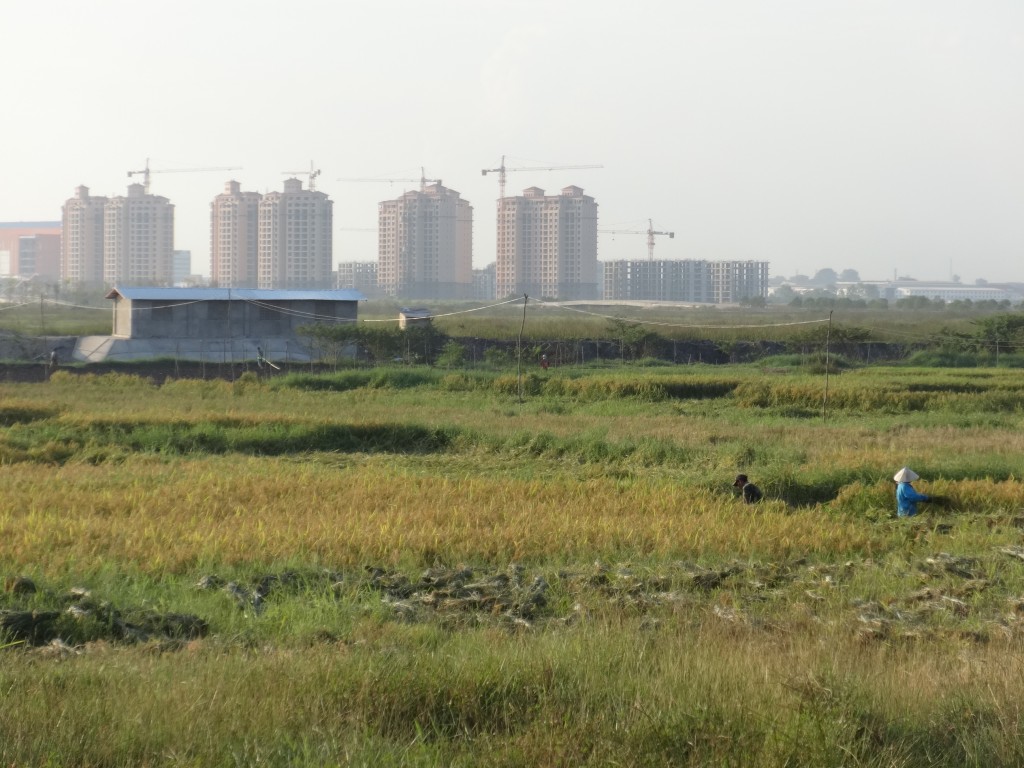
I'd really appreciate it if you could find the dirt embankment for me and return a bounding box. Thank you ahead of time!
[0,360,323,384]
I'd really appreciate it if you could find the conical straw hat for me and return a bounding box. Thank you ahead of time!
[893,467,920,482]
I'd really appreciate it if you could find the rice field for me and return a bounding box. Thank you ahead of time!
[2,363,1024,766]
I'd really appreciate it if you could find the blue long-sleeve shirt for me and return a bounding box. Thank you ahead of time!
[896,482,929,517]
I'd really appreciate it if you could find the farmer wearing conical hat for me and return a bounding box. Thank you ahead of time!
[894,467,929,517]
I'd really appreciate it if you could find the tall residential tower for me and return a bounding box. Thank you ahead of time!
[210,180,261,287]
[377,182,472,299]
[257,178,333,289]
[495,186,598,300]
[60,186,107,285]
[103,183,175,286]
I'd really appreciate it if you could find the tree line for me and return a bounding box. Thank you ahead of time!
[300,310,1024,367]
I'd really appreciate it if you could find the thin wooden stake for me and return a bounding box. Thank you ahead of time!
[822,310,833,420]
[517,294,528,403]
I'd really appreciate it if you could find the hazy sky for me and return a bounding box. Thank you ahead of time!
[4,0,1023,283]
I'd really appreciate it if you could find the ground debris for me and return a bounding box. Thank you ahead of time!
[712,605,744,623]
[922,552,982,579]
[1,589,208,650]
[0,610,60,645]
[999,546,1024,562]
[196,568,345,611]
[4,576,37,595]
[375,565,553,624]
[688,564,744,591]
[33,638,82,659]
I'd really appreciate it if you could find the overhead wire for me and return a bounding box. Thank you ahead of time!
[9,293,1024,355]
[0,301,35,312]
[243,296,528,324]
[528,297,832,329]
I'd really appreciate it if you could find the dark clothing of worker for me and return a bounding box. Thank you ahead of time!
[733,474,763,504]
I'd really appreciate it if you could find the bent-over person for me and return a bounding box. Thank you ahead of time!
[733,474,763,504]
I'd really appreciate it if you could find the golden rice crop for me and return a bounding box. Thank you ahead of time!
[0,456,889,573]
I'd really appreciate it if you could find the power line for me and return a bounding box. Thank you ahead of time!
[529,298,832,330]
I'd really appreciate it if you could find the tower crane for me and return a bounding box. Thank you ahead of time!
[481,155,602,200]
[338,167,442,193]
[127,158,241,194]
[599,219,675,262]
[282,161,322,191]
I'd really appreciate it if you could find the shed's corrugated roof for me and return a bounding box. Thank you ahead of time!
[106,287,365,302]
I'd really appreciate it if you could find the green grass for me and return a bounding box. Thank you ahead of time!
[3,363,1024,765]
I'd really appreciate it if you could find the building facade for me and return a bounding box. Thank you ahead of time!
[105,287,362,339]
[61,188,107,285]
[893,284,1017,303]
[1,221,62,279]
[336,260,379,296]
[258,178,333,290]
[172,250,192,285]
[603,259,769,303]
[102,183,175,286]
[711,261,769,303]
[603,260,714,302]
[16,234,62,280]
[377,182,473,299]
[76,286,365,364]
[473,263,496,301]
[496,186,598,300]
[210,180,261,287]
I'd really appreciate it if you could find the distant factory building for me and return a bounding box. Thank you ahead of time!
[893,284,1015,303]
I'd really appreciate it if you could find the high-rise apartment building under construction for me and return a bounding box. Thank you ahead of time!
[62,184,175,287]
[377,182,472,299]
[257,178,333,290]
[495,185,598,300]
[210,180,261,287]
[103,184,175,286]
[61,187,108,286]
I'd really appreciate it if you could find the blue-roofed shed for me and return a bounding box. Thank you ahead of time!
[104,286,364,339]
[72,286,365,363]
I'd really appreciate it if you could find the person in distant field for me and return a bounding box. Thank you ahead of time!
[540,354,549,371]
[48,350,58,369]
[894,467,929,517]
[733,474,763,504]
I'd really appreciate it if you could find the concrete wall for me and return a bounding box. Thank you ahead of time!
[111,298,359,339]
[74,336,320,363]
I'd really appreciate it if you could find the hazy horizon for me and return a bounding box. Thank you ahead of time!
[3,1,1022,284]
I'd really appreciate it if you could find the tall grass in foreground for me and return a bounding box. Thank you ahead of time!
[3,366,1024,766]
[2,620,1022,766]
